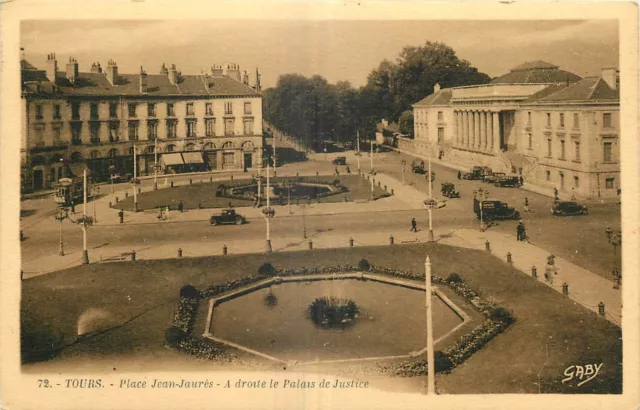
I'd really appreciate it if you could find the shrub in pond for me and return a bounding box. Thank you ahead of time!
[358,259,371,271]
[309,297,359,328]
[258,263,277,277]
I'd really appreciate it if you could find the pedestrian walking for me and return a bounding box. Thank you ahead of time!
[410,217,418,232]
[516,220,524,241]
[544,266,553,284]
[118,209,124,224]
[178,200,184,213]
[335,167,340,176]
[457,170,461,180]
[346,165,351,175]
[71,201,76,214]
[519,176,524,186]
[553,188,559,200]
[524,197,530,213]
[157,207,164,220]
[164,206,169,220]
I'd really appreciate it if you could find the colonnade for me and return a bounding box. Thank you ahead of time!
[454,110,502,154]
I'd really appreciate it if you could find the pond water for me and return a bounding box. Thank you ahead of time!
[210,279,463,362]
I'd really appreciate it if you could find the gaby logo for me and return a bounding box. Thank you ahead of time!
[562,363,603,387]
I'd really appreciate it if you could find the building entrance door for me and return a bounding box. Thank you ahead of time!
[33,169,43,190]
[244,153,252,169]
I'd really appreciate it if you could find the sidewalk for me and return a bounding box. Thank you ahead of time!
[438,228,622,326]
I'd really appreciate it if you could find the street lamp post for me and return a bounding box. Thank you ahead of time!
[402,160,407,185]
[92,185,99,223]
[370,139,374,172]
[427,154,434,242]
[55,207,68,256]
[133,145,138,212]
[425,256,436,395]
[356,129,361,174]
[477,188,489,231]
[302,198,308,239]
[265,154,272,252]
[80,168,91,264]
[154,137,158,190]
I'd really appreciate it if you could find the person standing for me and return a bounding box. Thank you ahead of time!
[178,200,184,213]
[346,165,351,175]
[554,188,559,200]
[524,197,530,213]
[410,217,417,232]
[457,170,462,180]
[118,209,124,224]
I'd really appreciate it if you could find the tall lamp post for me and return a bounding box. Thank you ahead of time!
[77,167,93,265]
[477,188,489,231]
[153,137,158,190]
[370,139,374,172]
[55,207,69,256]
[425,256,436,395]
[401,160,407,185]
[427,153,434,242]
[611,231,622,283]
[92,185,100,223]
[356,129,361,174]
[132,145,138,212]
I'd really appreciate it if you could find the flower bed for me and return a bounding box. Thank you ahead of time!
[171,261,514,370]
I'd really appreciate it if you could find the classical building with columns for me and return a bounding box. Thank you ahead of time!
[21,53,264,192]
[413,61,620,199]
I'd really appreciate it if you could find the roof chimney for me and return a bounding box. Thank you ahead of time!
[139,66,148,93]
[211,64,223,77]
[106,59,118,85]
[46,53,58,83]
[242,70,249,85]
[168,64,178,85]
[66,57,79,83]
[91,62,102,74]
[226,63,241,81]
[254,68,261,92]
[160,63,168,75]
[434,83,441,93]
[601,67,619,90]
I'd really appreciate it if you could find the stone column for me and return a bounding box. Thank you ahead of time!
[487,111,493,152]
[492,111,501,153]
[479,111,486,151]
[465,111,471,148]
[472,111,479,150]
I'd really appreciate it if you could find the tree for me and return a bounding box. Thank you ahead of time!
[398,110,414,137]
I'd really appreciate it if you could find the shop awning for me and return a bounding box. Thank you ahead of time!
[160,153,184,166]
[182,152,204,164]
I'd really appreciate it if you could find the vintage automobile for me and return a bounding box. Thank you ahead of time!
[412,159,426,174]
[463,166,491,180]
[210,209,246,226]
[332,156,347,165]
[474,200,520,221]
[494,176,522,188]
[441,182,460,198]
[424,198,447,209]
[483,172,505,184]
[552,201,588,216]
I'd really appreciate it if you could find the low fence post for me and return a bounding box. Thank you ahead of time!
[131,250,136,261]
[308,240,313,250]
[562,282,569,296]
[391,189,394,195]
[531,266,537,278]
[485,240,491,252]
[171,181,174,188]
[349,237,354,247]
[506,252,512,264]
[178,248,183,258]
[223,245,228,255]
[390,235,394,245]
[598,301,605,316]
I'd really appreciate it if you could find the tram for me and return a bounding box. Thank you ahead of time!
[54,177,86,206]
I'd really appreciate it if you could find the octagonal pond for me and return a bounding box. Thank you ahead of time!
[208,278,464,362]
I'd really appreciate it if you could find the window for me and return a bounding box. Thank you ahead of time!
[206,103,213,116]
[603,141,613,163]
[166,120,177,138]
[53,126,61,143]
[90,103,99,120]
[90,123,100,143]
[34,125,44,143]
[167,103,175,117]
[546,113,551,127]
[128,103,137,118]
[109,103,118,118]
[186,103,194,116]
[72,103,81,120]
[603,113,612,128]
[573,113,580,129]
[167,144,176,152]
[224,102,233,115]
[35,104,43,120]
[574,176,579,188]
[148,103,156,117]
[559,139,565,160]
[527,132,532,149]
[128,121,139,140]
[244,102,252,115]
[547,139,552,157]
[605,177,615,189]
[205,119,215,136]
[243,119,254,135]
[559,113,564,127]
[108,123,119,142]
[224,118,234,135]
[186,120,197,137]
[185,143,196,151]
[546,170,551,181]
[437,111,443,121]
[574,141,580,161]
[53,104,61,120]
[437,127,445,143]
[147,121,158,139]
[71,123,82,143]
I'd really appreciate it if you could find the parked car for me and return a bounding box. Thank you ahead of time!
[494,176,521,188]
[483,172,505,184]
[424,198,447,209]
[441,182,460,198]
[412,159,426,174]
[463,166,491,180]
[332,156,347,165]
[210,209,246,226]
[475,200,520,221]
[552,201,588,216]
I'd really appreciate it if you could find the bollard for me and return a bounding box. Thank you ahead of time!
[178,248,183,258]
[532,266,537,278]
[201,179,203,184]
[349,237,354,247]
[344,195,348,202]
[378,181,381,187]
[391,189,394,195]
[296,172,299,177]
[384,185,387,191]
[367,175,370,181]
[125,192,129,198]
[506,252,512,264]
[598,301,605,316]
[109,201,112,208]
[231,176,234,181]
[131,250,136,261]
[308,240,313,250]
[223,245,228,255]
[171,181,174,188]
[138,188,141,194]
[390,235,394,245]
[210,177,213,182]
[485,240,491,252]
[190,178,193,185]
[116,196,119,203]
[562,282,569,296]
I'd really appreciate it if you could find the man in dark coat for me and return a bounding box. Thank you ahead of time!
[410,218,418,232]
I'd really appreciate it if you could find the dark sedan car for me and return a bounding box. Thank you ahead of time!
[552,201,588,216]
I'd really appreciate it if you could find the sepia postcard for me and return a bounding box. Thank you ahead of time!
[1,1,638,409]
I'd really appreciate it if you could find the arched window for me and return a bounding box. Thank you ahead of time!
[221,141,234,150]
[129,147,136,155]
[185,143,196,151]
[166,144,176,152]
[241,140,254,151]
[107,148,120,158]
[70,152,83,162]
[146,145,155,154]
[203,142,216,151]
[90,150,101,159]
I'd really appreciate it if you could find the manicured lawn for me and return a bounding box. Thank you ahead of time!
[113,175,388,211]
[21,243,621,393]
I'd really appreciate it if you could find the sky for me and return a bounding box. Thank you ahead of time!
[21,20,619,89]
